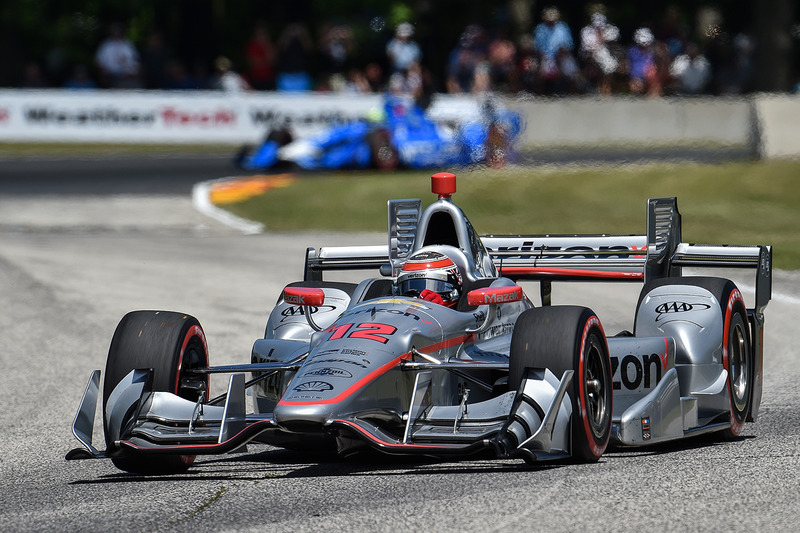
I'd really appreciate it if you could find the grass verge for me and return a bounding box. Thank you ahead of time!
[223,160,799,269]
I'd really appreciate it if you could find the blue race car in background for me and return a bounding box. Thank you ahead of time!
[235,96,522,171]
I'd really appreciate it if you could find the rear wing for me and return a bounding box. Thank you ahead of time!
[303,197,771,313]
[483,198,771,312]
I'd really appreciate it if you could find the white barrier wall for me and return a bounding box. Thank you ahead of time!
[0,89,797,159]
[510,96,754,148]
[753,95,800,159]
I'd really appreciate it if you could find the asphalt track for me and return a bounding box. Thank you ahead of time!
[1,155,798,532]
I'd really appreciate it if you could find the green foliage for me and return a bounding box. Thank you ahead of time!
[224,160,800,269]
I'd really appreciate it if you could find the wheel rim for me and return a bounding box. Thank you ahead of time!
[584,338,610,439]
[178,341,208,401]
[729,320,749,413]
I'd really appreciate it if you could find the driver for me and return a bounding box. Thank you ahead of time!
[395,250,462,307]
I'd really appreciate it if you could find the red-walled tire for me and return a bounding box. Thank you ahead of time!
[103,310,209,474]
[510,306,612,462]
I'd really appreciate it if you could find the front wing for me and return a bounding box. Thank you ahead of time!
[67,365,575,463]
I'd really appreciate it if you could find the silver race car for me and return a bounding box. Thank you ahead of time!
[67,172,772,473]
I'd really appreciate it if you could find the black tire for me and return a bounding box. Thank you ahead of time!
[510,306,612,462]
[637,277,752,438]
[368,128,399,171]
[103,310,209,474]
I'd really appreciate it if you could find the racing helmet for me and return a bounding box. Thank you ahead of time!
[396,250,462,305]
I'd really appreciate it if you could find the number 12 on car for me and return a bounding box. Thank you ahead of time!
[326,323,397,344]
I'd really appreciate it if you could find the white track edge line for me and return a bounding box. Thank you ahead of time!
[192,178,264,235]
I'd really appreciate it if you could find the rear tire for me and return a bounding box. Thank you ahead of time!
[510,306,612,462]
[103,311,209,474]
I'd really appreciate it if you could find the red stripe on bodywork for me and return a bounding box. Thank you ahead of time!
[277,334,474,406]
[334,419,466,450]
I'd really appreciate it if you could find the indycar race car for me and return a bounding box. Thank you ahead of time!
[67,172,771,473]
[235,96,522,172]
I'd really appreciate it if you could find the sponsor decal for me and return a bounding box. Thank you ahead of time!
[294,381,333,392]
[283,291,320,306]
[0,108,8,123]
[655,301,712,321]
[477,288,521,304]
[280,304,336,322]
[477,322,514,341]
[313,358,369,369]
[161,107,236,126]
[303,367,353,379]
[760,253,771,277]
[326,322,397,344]
[641,417,651,440]
[357,307,434,324]
[349,304,433,323]
[249,108,357,129]
[287,394,324,400]
[490,242,647,259]
[341,348,367,357]
[611,353,667,391]
[24,107,156,125]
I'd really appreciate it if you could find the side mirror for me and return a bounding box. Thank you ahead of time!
[283,287,325,331]
[466,285,523,307]
[283,286,325,307]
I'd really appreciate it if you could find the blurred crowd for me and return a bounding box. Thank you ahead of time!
[15,5,796,99]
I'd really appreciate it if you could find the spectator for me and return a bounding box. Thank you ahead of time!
[446,25,488,93]
[319,23,355,85]
[386,22,422,73]
[276,23,314,91]
[244,22,276,90]
[722,33,755,94]
[364,62,385,92]
[580,9,620,95]
[517,34,541,93]
[212,56,251,92]
[164,59,189,89]
[164,59,205,90]
[141,31,170,89]
[670,42,710,94]
[95,22,142,88]
[656,5,690,57]
[627,27,656,95]
[343,68,371,93]
[388,61,424,100]
[63,65,97,90]
[471,60,492,94]
[487,28,519,93]
[649,40,672,97]
[20,62,48,88]
[556,47,585,94]
[532,6,574,88]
